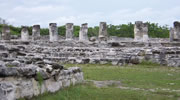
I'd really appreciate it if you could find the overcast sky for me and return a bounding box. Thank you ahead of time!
[0,0,180,27]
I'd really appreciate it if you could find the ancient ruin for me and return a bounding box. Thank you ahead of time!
[49,23,58,42]
[1,25,11,40]
[66,23,74,40]
[99,22,108,41]
[21,26,29,41]
[79,23,88,42]
[0,21,180,100]
[170,21,180,41]
[32,25,41,41]
[134,21,149,42]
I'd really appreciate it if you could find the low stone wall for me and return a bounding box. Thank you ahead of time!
[0,66,84,100]
[0,40,180,67]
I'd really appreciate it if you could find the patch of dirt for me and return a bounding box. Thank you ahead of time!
[88,80,180,93]
[89,80,121,88]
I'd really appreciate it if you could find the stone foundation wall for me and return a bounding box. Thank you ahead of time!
[0,40,180,67]
[0,66,83,100]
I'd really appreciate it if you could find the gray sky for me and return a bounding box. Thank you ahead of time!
[0,0,180,27]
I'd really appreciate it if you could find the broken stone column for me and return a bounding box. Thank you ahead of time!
[173,21,180,41]
[1,25,11,40]
[79,23,88,41]
[169,28,174,42]
[134,21,149,42]
[98,22,108,41]
[142,23,149,42]
[49,23,58,42]
[66,23,74,40]
[21,26,29,41]
[32,25,40,40]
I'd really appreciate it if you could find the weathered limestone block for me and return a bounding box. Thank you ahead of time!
[32,25,40,41]
[0,66,84,100]
[79,23,88,41]
[0,82,15,100]
[66,23,74,40]
[99,22,108,41]
[90,36,97,42]
[49,23,58,42]
[44,79,62,93]
[21,26,29,41]
[173,21,180,41]
[1,25,11,40]
[134,21,149,42]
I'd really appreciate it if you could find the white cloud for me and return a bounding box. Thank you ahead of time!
[0,0,180,27]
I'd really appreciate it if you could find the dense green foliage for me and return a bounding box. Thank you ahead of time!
[0,22,169,38]
[147,22,169,38]
[108,23,134,37]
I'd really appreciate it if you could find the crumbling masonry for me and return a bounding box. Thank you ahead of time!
[0,21,180,100]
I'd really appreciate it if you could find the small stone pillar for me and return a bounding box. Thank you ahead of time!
[32,25,40,40]
[21,26,29,41]
[134,21,149,42]
[66,23,74,40]
[79,23,88,41]
[49,23,58,42]
[169,28,174,42]
[1,25,11,40]
[98,22,108,41]
[173,21,180,41]
[0,32,1,39]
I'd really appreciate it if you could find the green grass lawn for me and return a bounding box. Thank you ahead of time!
[29,63,180,100]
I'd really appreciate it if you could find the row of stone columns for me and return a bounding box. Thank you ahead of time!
[0,22,107,42]
[1,21,180,42]
[48,23,92,42]
[0,22,150,42]
[50,23,90,42]
[20,25,41,41]
[47,21,149,42]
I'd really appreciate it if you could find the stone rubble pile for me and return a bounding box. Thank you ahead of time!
[0,43,84,100]
[0,58,83,100]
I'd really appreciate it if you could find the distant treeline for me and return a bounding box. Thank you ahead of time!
[0,22,169,38]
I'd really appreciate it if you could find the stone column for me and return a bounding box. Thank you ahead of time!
[98,22,108,41]
[173,21,180,41]
[49,23,58,42]
[66,23,74,40]
[21,26,29,41]
[134,21,149,42]
[32,25,40,40]
[169,28,174,42]
[79,23,88,41]
[1,25,11,40]
[142,23,149,42]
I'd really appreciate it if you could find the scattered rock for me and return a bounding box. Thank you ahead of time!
[0,67,19,77]
[90,36,97,42]
[35,68,50,80]
[0,61,6,67]
[51,63,64,70]
[11,60,21,67]
[45,64,53,73]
